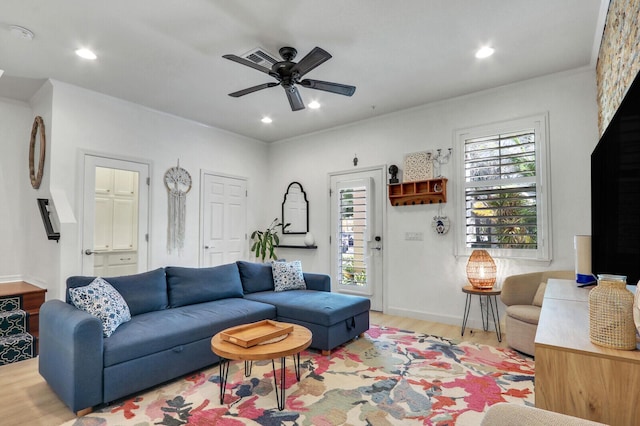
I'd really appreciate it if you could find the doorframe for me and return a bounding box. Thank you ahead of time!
[79,151,152,275]
[327,165,387,313]
[199,169,248,267]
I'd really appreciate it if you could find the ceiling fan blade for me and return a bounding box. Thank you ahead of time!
[228,82,279,98]
[223,54,276,76]
[291,47,332,78]
[299,79,356,96]
[284,85,305,111]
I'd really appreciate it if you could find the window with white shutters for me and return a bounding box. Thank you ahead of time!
[455,114,551,260]
[336,182,371,292]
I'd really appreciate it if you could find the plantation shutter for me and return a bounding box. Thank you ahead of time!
[464,131,538,250]
[336,180,370,290]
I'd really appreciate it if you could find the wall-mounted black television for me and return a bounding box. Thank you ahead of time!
[591,72,640,285]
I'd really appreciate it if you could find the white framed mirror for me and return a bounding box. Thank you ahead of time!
[282,182,309,234]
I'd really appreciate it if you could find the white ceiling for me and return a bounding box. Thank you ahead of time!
[0,0,607,143]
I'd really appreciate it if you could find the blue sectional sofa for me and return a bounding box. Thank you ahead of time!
[39,261,370,414]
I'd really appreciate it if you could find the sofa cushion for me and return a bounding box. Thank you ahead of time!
[103,298,276,367]
[505,305,541,325]
[244,290,370,327]
[166,264,244,308]
[66,268,168,316]
[272,260,306,292]
[68,277,131,337]
[237,261,275,294]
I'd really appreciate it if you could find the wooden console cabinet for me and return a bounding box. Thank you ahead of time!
[535,279,640,425]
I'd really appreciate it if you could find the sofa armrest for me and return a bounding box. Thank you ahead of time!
[481,403,606,425]
[303,272,331,292]
[38,300,104,413]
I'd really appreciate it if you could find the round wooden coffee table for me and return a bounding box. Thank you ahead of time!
[211,322,312,410]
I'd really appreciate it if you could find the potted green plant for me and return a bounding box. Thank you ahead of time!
[250,218,290,262]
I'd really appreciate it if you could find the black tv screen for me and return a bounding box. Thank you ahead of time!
[591,73,640,285]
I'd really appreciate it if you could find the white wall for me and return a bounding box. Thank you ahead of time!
[0,97,34,282]
[269,68,599,328]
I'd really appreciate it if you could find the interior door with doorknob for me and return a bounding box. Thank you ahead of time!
[200,172,247,267]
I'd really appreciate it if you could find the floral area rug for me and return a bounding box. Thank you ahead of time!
[61,325,534,425]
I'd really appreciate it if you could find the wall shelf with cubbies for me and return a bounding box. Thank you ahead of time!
[388,177,447,206]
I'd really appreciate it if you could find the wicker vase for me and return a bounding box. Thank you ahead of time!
[589,274,636,350]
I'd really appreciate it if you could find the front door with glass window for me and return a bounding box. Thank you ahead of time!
[329,168,384,311]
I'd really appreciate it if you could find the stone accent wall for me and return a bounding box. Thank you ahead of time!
[596,0,640,136]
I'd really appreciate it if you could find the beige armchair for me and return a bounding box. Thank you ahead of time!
[501,270,573,356]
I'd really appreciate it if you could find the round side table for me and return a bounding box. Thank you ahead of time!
[461,285,502,342]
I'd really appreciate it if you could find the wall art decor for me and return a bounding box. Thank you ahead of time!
[29,116,46,189]
[432,147,452,177]
[164,160,192,253]
[403,151,433,182]
[432,215,450,235]
[432,204,449,235]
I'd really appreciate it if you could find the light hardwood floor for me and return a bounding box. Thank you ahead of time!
[0,312,508,426]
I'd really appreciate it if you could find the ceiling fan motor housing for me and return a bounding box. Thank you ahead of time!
[278,46,297,61]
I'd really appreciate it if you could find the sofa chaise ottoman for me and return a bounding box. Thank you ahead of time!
[237,261,370,355]
[39,261,370,414]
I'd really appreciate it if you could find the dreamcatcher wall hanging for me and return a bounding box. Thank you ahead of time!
[164,160,192,253]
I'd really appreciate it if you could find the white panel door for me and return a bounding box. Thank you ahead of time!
[201,172,247,267]
[330,167,385,311]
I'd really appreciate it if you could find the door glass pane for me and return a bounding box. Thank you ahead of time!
[338,185,367,288]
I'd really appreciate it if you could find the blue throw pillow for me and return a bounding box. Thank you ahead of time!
[166,263,244,307]
[66,268,168,316]
[272,260,307,292]
[68,277,131,337]
[237,261,275,294]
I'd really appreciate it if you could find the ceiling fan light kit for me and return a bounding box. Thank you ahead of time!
[223,46,356,111]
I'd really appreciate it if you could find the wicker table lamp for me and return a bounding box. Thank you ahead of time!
[466,249,497,289]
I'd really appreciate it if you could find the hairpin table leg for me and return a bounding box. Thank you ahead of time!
[218,358,230,404]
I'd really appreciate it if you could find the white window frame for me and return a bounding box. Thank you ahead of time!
[454,113,552,261]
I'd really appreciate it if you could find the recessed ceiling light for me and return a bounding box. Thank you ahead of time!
[308,101,321,109]
[9,25,34,41]
[75,48,97,60]
[261,116,272,124]
[475,46,495,59]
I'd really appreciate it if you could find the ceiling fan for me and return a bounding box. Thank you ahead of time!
[223,46,356,111]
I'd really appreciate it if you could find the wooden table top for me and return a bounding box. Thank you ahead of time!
[462,285,501,296]
[0,281,47,297]
[211,322,312,361]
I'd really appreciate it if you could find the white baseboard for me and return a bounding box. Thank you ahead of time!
[0,275,23,284]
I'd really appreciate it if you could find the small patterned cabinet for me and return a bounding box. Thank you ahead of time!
[0,282,47,353]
